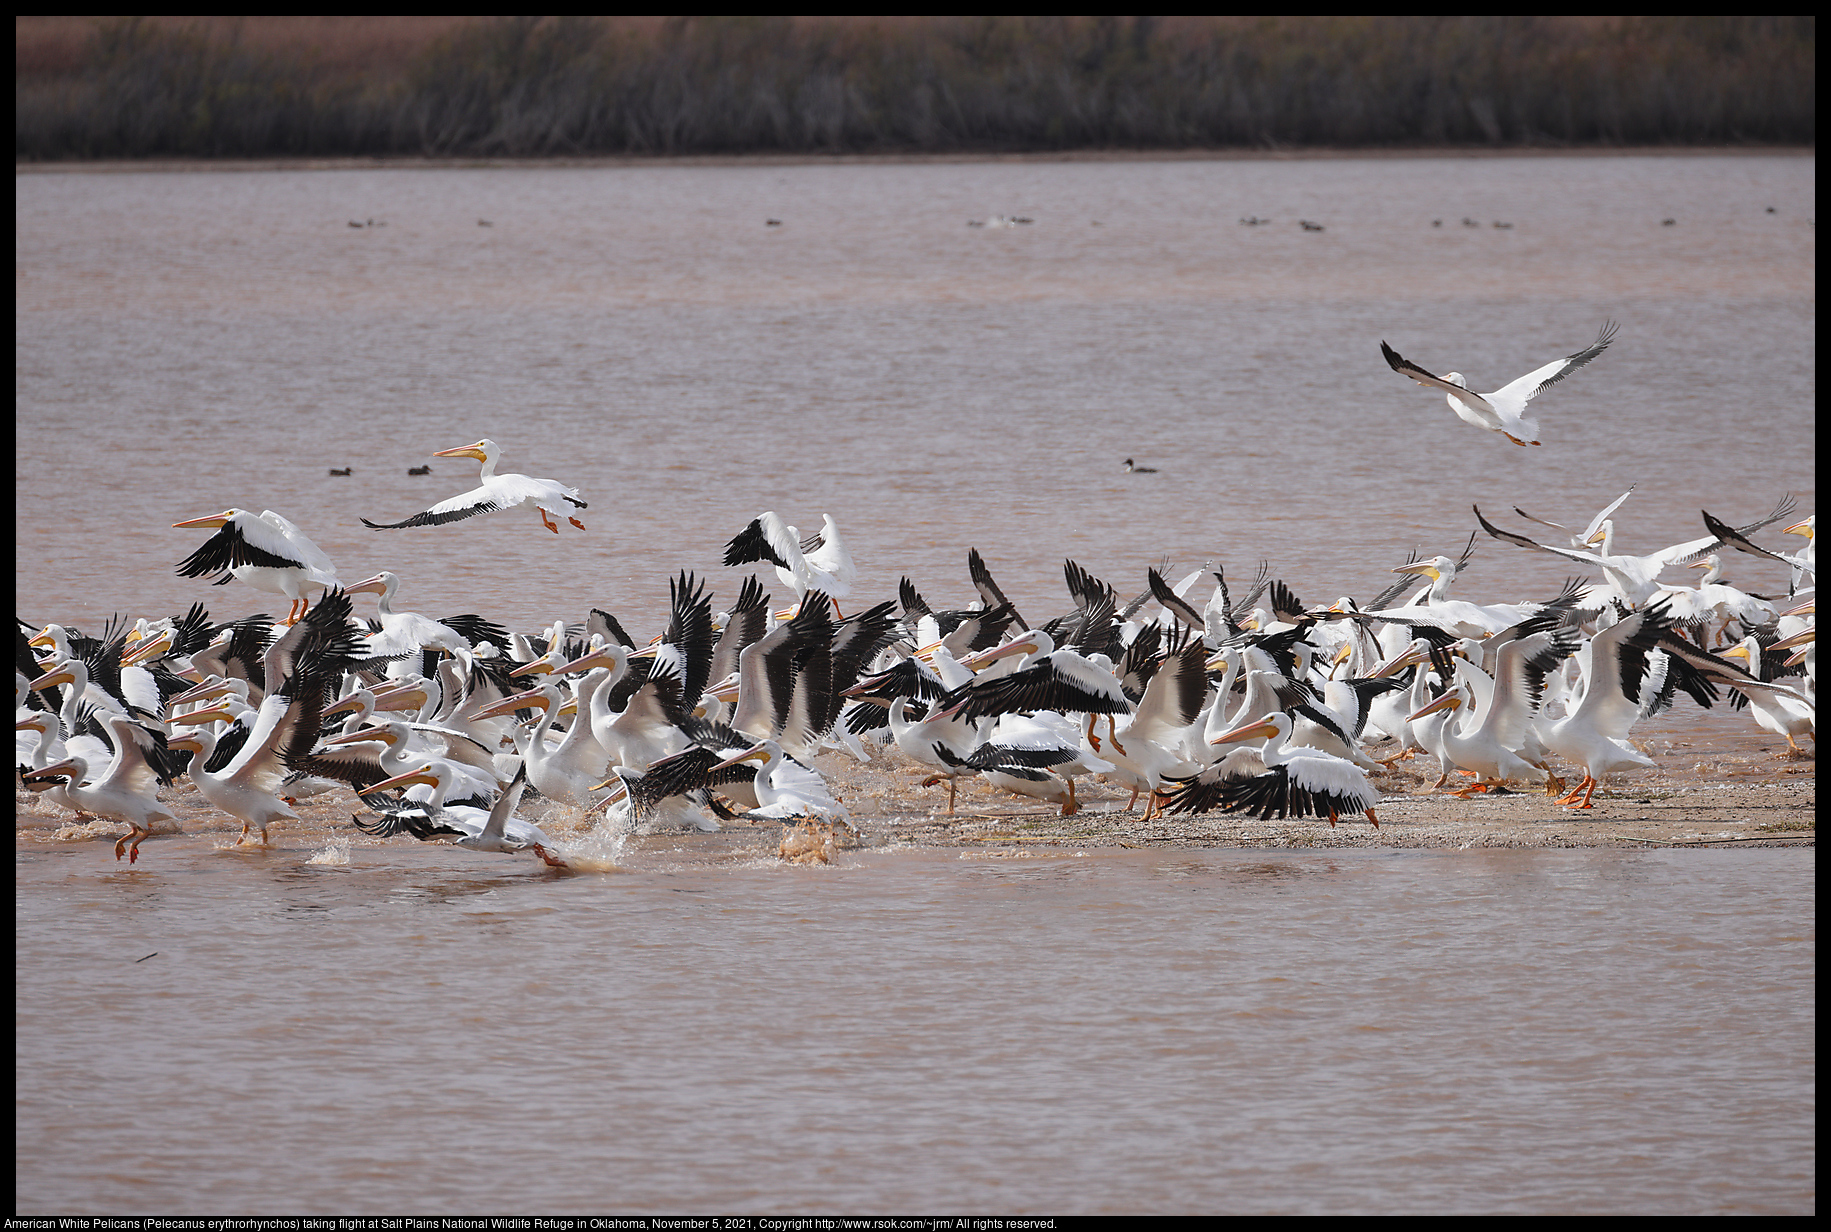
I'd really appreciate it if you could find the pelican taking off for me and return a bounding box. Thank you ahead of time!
[1381,320,1618,446]
[361,439,586,534]
[173,508,341,623]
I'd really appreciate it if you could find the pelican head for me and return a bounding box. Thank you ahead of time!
[1392,556,1453,581]
[28,664,78,693]
[711,741,776,773]
[1210,712,1289,746]
[172,509,244,530]
[344,572,397,603]
[472,685,556,720]
[369,763,449,794]
[1407,690,1465,722]
[961,630,1047,671]
[433,439,497,463]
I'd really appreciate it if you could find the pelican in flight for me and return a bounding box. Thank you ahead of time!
[1381,321,1618,446]
[722,511,855,607]
[361,438,586,534]
[173,508,341,623]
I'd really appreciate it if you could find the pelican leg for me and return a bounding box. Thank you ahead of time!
[539,510,560,534]
[127,828,148,864]
[1106,715,1127,756]
[568,517,586,531]
[531,843,570,870]
[946,776,957,815]
[1558,776,1597,809]
[1064,776,1080,815]
[1325,810,1339,828]
[1430,771,1451,791]
[1543,772,1566,797]
[1085,714,1101,751]
[114,828,135,861]
[1365,808,1379,830]
[1126,784,1140,810]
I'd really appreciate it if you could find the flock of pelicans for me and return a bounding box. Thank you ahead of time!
[14,374,1820,869]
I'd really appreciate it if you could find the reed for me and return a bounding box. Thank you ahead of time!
[15,15,1815,160]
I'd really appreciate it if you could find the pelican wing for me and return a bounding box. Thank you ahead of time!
[1148,567,1206,632]
[1489,320,1618,405]
[175,521,308,578]
[1579,485,1637,544]
[1218,757,1376,821]
[1474,506,1608,567]
[1130,642,1209,741]
[723,512,799,570]
[1381,341,1496,417]
[362,483,503,529]
[969,548,1030,632]
[943,651,1131,722]
[475,765,530,846]
[256,511,339,579]
[1701,509,1793,565]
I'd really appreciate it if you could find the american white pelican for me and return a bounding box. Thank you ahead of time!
[1655,555,1778,644]
[577,651,694,780]
[1157,711,1379,829]
[927,741,1080,816]
[1719,635,1815,756]
[1363,555,1571,640]
[361,438,586,534]
[722,512,855,607]
[1703,509,1817,595]
[967,548,1032,632]
[1536,604,1689,808]
[1381,321,1617,446]
[710,739,849,823]
[344,571,478,668]
[23,712,181,862]
[1405,623,1576,796]
[1514,486,1638,552]
[167,708,298,846]
[1094,639,1209,818]
[942,628,1132,753]
[1473,499,1796,610]
[883,694,982,813]
[173,508,341,623]
[1769,623,1814,710]
[471,681,612,806]
[356,765,569,867]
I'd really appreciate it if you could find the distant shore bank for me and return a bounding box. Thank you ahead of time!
[16,145,1817,175]
[19,17,1812,162]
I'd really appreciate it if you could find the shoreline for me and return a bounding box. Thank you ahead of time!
[15,146,1816,175]
[16,757,1815,868]
[812,750,1816,853]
